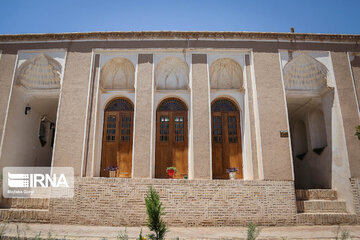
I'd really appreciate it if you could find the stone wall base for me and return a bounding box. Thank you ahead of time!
[350,178,360,222]
[48,178,297,227]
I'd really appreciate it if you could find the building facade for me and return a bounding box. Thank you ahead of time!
[0,31,359,226]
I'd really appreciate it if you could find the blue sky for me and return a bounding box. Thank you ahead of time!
[0,0,359,35]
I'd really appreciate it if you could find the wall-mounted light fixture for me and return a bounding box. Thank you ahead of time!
[25,104,31,115]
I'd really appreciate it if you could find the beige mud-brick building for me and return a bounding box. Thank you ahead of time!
[0,31,359,226]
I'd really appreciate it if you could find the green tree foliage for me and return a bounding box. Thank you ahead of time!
[145,186,167,240]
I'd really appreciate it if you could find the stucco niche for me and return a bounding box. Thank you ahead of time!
[16,54,61,90]
[155,57,189,90]
[100,57,135,90]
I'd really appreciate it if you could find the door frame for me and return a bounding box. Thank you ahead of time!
[100,96,134,178]
[155,97,189,179]
[210,97,243,179]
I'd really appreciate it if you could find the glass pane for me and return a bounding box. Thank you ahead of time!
[212,116,222,143]
[228,116,237,143]
[106,115,116,142]
[160,115,169,142]
[158,98,187,111]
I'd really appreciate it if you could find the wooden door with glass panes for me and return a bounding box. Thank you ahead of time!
[101,98,134,178]
[155,98,188,179]
[211,98,243,179]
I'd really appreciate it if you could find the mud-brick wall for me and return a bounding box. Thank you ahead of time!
[49,178,297,227]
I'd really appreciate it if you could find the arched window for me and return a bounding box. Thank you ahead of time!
[211,98,243,179]
[155,98,188,178]
[101,97,134,178]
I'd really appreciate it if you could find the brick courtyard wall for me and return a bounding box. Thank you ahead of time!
[49,178,297,227]
[350,178,360,222]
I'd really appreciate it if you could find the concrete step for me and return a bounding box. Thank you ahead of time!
[295,189,337,200]
[296,200,348,213]
[0,209,50,223]
[297,213,357,225]
[0,198,49,210]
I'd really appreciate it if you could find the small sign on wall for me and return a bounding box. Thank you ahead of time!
[280,130,289,138]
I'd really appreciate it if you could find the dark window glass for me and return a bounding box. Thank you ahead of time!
[160,116,170,142]
[158,98,187,111]
[212,99,238,112]
[106,99,134,111]
[174,116,185,143]
[212,116,222,143]
[228,116,238,143]
[105,115,116,142]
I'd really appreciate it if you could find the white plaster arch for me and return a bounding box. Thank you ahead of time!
[284,53,328,91]
[210,58,243,89]
[155,57,189,90]
[16,53,61,89]
[100,57,135,90]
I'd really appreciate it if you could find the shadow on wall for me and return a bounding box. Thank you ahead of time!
[289,91,334,189]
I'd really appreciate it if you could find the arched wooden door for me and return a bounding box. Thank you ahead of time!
[101,98,134,177]
[211,98,243,179]
[155,98,188,178]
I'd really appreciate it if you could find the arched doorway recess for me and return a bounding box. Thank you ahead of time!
[101,98,134,177]
[155,98,188,178]
[211,98,243,179]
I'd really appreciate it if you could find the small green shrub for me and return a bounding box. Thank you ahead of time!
[0,223,7,238]
[335,225,350,240]
[247,222,260,240]
[138,228,145,240]
[34,232,42,240]
[117,228,128,240]
[355,125,360,140]
[145,186,167,240]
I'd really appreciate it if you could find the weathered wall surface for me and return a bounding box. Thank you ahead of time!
[350,55,360,110]
[48,178,297,227]
[331,52,360,178]
[132,54,153,178]
[191,54,212,179]
[253,52,293,181]
[0,53,16,148]
[51,49,92,176]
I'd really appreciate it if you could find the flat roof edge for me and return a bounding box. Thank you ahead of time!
[0,31,359,43]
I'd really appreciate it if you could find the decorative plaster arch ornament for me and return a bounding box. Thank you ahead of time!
[284,53,328,92]
[17,54,61,89]
[100,57,135,90]
[210,58,243,89]
[155,57,189,90]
